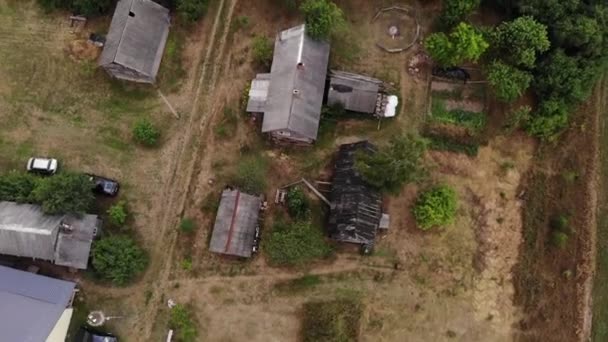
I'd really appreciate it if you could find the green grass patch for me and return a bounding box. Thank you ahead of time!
[157,29,187,93]
[214,107,238,139]
[230,154,269,194]
[169,304,198,342]
[301,298,363,342]
[274,274,322,295]
[424,133,479,156]
[431,99,486,131]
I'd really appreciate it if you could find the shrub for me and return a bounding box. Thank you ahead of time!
[107,200,128,227]
[252,35,274,68]
[300,0,346,40]
[31,173,94,215]
[505,105,531,132]
[302,299,363,342]
[181,258,193,271]
[176,0,210,23]
[265,221,332,266]
[550,214,569,232]
[179,218,196,234]
[91,236,148,285]
[0,172,39,203]
[169,304,198,342]
[287,186,310,220]
[231,155,268,194]
[413,186,458,230]
[550,231,569,249]
[132,119,160,147]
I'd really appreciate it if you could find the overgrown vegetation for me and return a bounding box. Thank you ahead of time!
[38,0,113,16]
[0,172,94,215]
[424,133,479,156]
[413,186,458,230]
[132,119,161,147]
[231,155,268,194]
[176,0,210,23]
[355,135,427,194]
[275,274,322,294]
[302,298,363,342]
[252,35,274,69]
[214,107,238,138]
[286,186,310,220]
[169,304,198,342]
[431,100,486,131]
[265,221,332,266]
[91,235,148,286]
[300,0,345,41]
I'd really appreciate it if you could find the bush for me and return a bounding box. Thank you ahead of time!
[132,119,160,147]
[300,0,346,40]
[231,155,268,194]
[38,0,113,16]
[107,200,128,227]
[179,218,196,233]
[91,236,148,285]
[287,186,310,220]
[265,221,332,266]
[31,173,94,215]
[550,231,569,249]
[505,105,531,132]
[302,299,363,342]
[413,186,458,230]
[252,35,274,68]
[0,172,39,203]
[169,304,198,342]
[176,0,209,23]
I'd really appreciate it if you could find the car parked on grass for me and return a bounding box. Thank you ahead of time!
[86,173,120,197]
[26,157,58,175]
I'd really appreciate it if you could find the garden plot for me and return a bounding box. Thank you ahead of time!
[429,80,487,133]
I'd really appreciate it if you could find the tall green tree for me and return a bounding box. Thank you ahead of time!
[491,16,550,68]
[92,236,148,286]
[486,61,532,102]
[439,0,480,29]
[31,173,94,215]
[425,22,489,66]
[300,0,346,40]
[355,135,427,194]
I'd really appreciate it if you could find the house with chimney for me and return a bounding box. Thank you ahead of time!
[246,25,330,145]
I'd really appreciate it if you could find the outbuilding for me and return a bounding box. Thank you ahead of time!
[209,189,262,258]
[328,70,398,117]
[98,0,170,83]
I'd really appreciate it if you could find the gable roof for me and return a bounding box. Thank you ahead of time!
[328,70,383,114]
[99,0,170,79]
[0,201,99,269]
[0,265,75,342]
[209,189,261,258]
[328,141,383,245]
[261,25,330,140]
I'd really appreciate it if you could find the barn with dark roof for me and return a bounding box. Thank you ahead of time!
[328,141,383,247]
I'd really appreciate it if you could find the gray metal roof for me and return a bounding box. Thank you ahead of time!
[261,25,330,140]
[98,0,170,79]
[247,73,271,113]
[209,189,261,258]
[0,201,99,269]
[328,71,383,114]
[0,265,75,342]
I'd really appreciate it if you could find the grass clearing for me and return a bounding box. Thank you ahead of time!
[274,274,322,295]
[431,99,486,131]
[424,133,479,156]
[301,298,363,342]
[214,106,238,139]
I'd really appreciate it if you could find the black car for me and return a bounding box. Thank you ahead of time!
[86,174,120,196]
[74,327,118,342]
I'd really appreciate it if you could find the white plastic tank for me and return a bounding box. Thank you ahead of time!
[383,95,399,117]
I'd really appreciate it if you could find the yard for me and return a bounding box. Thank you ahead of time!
[0,0,601,342]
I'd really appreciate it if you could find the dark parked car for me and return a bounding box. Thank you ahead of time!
[74,327,118,342]
[86,174,120,196]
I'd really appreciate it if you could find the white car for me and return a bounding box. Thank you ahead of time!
[27,157,58,175]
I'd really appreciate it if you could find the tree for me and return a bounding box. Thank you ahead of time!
[176,0,210,23]
[425,22,489,66]
[91,236,148,285]
[413,186,458,230]
[107,200,128,227]
[486,61,532,102]
[518,0,580,25]
[132,119,161,147]
[439,0,480,29]
[252,35,274,68]
[355,135,427,194]
[300,0,346,40]
[554,15,602,57]
[491,16,550,68]
[525,98,569,141]
[31,173,94,215]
